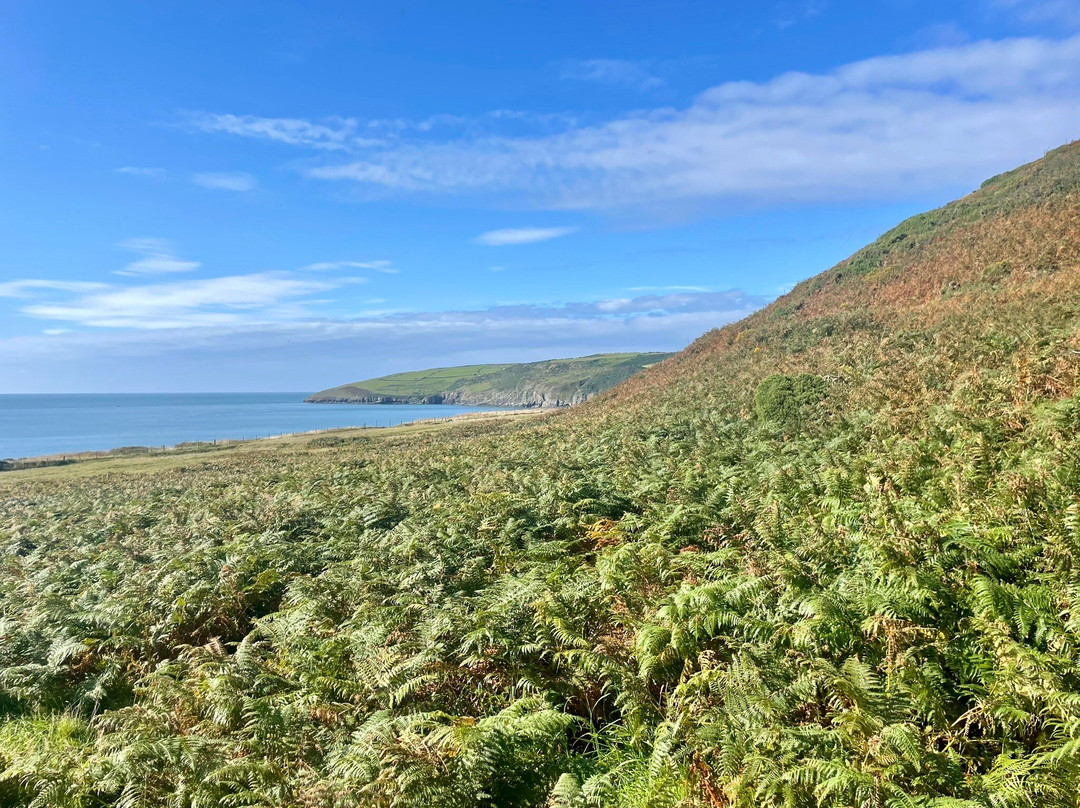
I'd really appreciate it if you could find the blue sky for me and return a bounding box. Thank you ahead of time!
[1,1,1079,392]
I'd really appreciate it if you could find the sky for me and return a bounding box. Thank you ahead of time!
[1,1,1079,392]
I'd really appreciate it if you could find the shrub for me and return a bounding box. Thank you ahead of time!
[754,373,827,427]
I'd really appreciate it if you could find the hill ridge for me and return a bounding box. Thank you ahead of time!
[4,141,1080,807]
[597,139,1080,411]
[305,351,675,407]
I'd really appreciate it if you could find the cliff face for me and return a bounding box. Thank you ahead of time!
[305,387,596,408]
[304,353,674,408]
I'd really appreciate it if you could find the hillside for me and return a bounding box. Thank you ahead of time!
[2,142,1080,808]
[304,352,675,407]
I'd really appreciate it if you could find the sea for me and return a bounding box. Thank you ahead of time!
[0,393,507,460]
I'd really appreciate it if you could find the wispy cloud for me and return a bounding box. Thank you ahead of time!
[189,109,577,149]
[283,36,1080,211]
[118,166,259,192]
[192,171,258,192]
[476,226,577,246]
[115,238,202,276]
[0,280,109,298]
[116,166,168,178]
[185,112,364,149]
[628,285,712,293]
[559,58,663,91]
[300,259,397,273]
[18,272,349,330]
[0,290,767,390]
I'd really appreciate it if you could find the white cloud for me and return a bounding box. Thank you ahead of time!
[298,36,1080,210]
[189,109,575,149]
[116,166,168,178]
[300,259,397,273]
[192,171,258,192]
[628,285,712,292]
[0,280,109,298]
[116,238,201,276]
[186,112,362,149]
[597,298,633,311]
[475,226,578,246]
[559,58,664,91]
[1,255,394,335]
[19,272,346,330]
[0,290,767,385]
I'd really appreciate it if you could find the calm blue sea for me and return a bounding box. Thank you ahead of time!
[0,393,506,459]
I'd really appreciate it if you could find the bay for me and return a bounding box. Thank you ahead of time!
[0,393,507,459]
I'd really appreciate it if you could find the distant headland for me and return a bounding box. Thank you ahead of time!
[304,352,675,408]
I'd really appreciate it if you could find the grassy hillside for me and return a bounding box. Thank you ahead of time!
[304,352,675,407]
[3,142,1080,808]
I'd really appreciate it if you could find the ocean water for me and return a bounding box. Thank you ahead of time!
[0,393,507,459]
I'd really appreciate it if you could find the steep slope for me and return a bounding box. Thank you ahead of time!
[305,352,675,407]
[2,143,1080,808]
[601,139,1080,416]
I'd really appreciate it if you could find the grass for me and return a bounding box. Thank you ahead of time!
[2,142,1080,807]
[0,409,544,483]
[349,363,517,395]
[306,352,675,403]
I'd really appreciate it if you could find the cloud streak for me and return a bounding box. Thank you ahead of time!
[475,226,577,245]
[19,272,349,330]
[0,280,109,298]
[192,171,258,191]
[269,36,1080,210]
[0,290,766,390]
[185,112,364,149]
[116,166,167,178]
[559,58,664,91]
[115,238,202,276]
[299,260,397,273]
[116,238,203,276]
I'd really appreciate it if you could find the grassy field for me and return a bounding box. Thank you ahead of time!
[0,409,545,482]
[2,143,1080,807]
[343,363,518,396]
[306,352,674,403]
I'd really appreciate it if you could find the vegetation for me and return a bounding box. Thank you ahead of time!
[753,373,827,428]
[2,141,1080,807]
[305,352,674,406]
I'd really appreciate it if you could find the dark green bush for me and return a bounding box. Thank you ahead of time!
[754,373,827,427]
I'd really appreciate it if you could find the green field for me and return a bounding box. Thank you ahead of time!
[3,143,1080,807]
[0,409,543,479]
[340,363,518,395]
[305,352,675,405]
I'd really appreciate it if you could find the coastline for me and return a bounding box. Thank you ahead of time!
[0,408,551,475]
